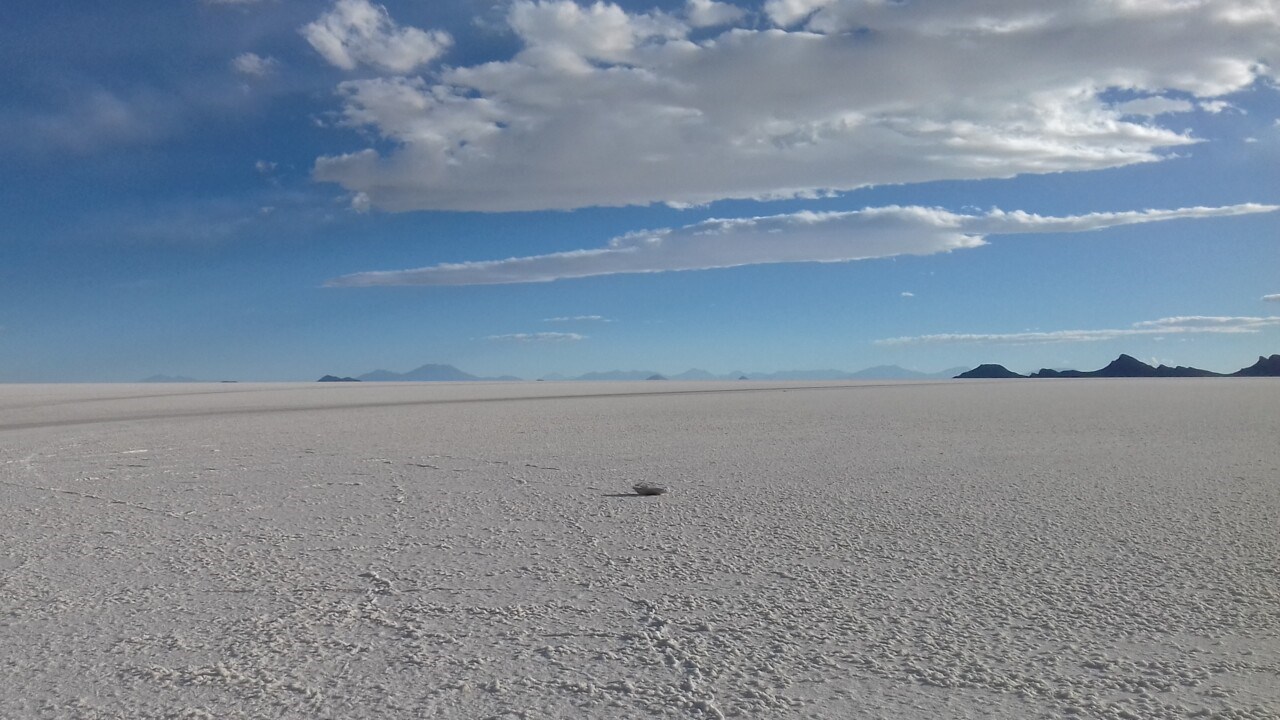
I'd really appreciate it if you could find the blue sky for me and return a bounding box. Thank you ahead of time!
[3,0,1278,382]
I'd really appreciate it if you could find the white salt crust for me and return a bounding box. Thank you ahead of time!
[0,379,1277,719]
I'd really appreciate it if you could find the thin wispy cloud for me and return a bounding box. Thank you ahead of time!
[309,0,1280,211]
[8,88,183,155]
[876,316,1280,346]
[485,332,585,342]
[543,315,613,323]
[325,203,1277,287]
[1264,294,1280,302]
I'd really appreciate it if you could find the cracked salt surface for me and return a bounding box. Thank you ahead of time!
[1,379,1278,718]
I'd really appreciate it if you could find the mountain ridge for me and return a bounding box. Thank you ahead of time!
[1232,354,1280,377]
[952,354,1280,379]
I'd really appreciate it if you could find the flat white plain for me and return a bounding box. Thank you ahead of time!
[1,380,1277,719]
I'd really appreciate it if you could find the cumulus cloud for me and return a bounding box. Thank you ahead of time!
[543,315,613,322]
[326,203,1276,287]
[763,0,836,27]
[876,316,1280,346]
[486,332,585,342]
[311,0,1279,212]
[900,292,915,298]
[685,0,746,27]
[303,0,452,73]
[1263,294,1280,302]
[507,0,683,66]
[231,52,279,77]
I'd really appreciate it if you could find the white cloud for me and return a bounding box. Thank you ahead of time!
[325,203,1276,287]
[900,291,915,298]
[231,52,279,77]
[312,0,1279,212]
[1198,100,1238,114]
[1263,294,1280,302]
[1112,96,1194,117]
[1132,316,1280,331]
[876,316,1280,346]
[763,0,837,27]
[485,332,585,342]
[508,0,683,67]
[303,0,452,73]
[686,0,746,28]
[543,315,613,322]
[254,160,277,173]
[954,203,1277,234]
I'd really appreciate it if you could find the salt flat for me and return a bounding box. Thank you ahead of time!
[1,380,1277,719]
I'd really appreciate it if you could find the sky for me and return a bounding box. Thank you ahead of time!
[2,0,1278,382]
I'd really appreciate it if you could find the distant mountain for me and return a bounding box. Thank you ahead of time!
[739,365,965,381]
[573,370,662,381]
[358,369,411,382]
[1030,368,1085,378]
[141,374,199,383]
[670,368,720,380]
[318,375,360,382]
[847,364,969,380]
[1153,364,1222,378]
[955,364,1025,379]
[350,358,1230,384]
[1097,354,1160,377]
[357,364,520,382]
[1030,354,1220,378]
[1232,354,1280,377]
[568,367,950,382]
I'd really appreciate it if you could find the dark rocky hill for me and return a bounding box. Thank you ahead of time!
[1232,354,1280,377]
[955,364,1025,379]
[1153,364,1222,378]
[1030,354,1219,378]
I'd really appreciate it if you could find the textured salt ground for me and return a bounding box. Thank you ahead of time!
[1,380,1277,719]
